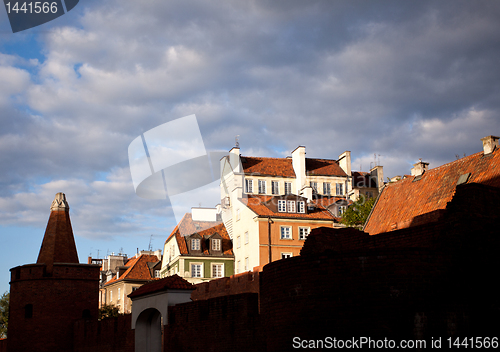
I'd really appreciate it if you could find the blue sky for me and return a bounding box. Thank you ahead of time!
[1,0,500,294]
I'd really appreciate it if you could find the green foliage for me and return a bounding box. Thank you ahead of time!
[98,304,121,320]
[0,291,9,338]
[340,196,376,228]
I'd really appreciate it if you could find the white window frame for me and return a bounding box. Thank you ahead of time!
[338,205,347,216]
[191,263,203,278]
[118,288,121,301]
[244,257,249,271]
[298,201,305,213]
[287,200,296,213]
[237,235,241,248]
[212,238,221,251]
[284,182,292,195]
[299,227,310,240]
[237,260,241,274]
[236,208,241,221]
[310,181,318,192]
[211,263,224,278]
[244,231,249,244]
[191,238,200,251]
[323,182,331,195]
[281,253,293,259]
[278,200,286,212]
[258,179,266,194]
[280,226,292,240]
[245,179,253,193]
[336,183,343,195]
[271,181,279,195]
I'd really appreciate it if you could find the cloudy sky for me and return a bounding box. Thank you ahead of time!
[1,0,500,293]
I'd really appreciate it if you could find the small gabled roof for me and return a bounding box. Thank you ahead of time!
[243,195,335,221]
[104,254,160,286]
[165,213,233,256]
[364,148,500,235]
[128,274,194,299]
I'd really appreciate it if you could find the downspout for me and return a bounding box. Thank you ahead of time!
[268,217,273,264]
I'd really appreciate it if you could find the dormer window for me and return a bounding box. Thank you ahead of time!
[287,200,296,213]
[298,201,305,213]
[212,238,221,251]
[245,179,253,193]
[191,238,200,251]
[278,200,286,212]
[258,180,266,194]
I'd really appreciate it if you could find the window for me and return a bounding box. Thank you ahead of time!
[280,226,292,239]
[244,257,249,271]
[237,260,241,274]
[212,238,221,251]
[278,200,286,212]
[284,182,292,195]
[155,270,161,278]
[191,238,200,250]
[244,231,249,244]
[245,179,253,193]
[237,236,241,248]
[323,182,331,195]
[258,180,266,194]
[271,181,279,195]
[287,200,296,213]
[212,264,224,278]
[281,253,292,259]
[298,201,305,213]
[338,205,346,216]
[191,264,202,278]
[299,227,310,240]
[336,183,343,195]
[236,208,240,221]
[310,181,318,193]
[118,288,121,301]
[110,291,113,302]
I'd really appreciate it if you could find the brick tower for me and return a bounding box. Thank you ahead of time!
[8,193,100,352]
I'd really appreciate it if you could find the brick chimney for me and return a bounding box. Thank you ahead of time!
[480,135,499,155]
[411,160,429,177]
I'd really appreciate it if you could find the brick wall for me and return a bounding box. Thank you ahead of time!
[0,339,6,352]
[73,315,134,352]
[165,293,264,352]
[191,268,260,301]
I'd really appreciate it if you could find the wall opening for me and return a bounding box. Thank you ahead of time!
[135,308,162,352]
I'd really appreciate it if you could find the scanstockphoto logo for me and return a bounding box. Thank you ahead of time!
[3,0,79,33]
[128,114,228,228]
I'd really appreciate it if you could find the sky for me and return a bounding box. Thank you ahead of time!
[1,0,500,294]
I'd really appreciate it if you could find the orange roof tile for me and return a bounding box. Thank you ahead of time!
[128,274,194,299]
[104,254,160,286]
[166,213,233,256]
[306,158,347,177]
[364,149,500,235]
[241,156,295,177]
[243,195,335,221]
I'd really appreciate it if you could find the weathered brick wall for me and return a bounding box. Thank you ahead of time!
[191,268,260,301]
[165,293,264,352]
[73,314,134,352]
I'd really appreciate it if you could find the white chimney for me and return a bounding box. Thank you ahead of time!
[411,160,429,177]
[292,146,306,193]
[481,135,499,155]
[338,151,351,176]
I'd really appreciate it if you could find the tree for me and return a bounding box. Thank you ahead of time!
[98,304,121,320]
[0,291,9,338]
[340,196,375,228]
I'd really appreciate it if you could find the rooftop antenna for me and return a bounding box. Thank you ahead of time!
[235,135,240,148]
[148,234,154,251]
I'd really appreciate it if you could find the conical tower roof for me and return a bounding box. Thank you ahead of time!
[37,193,79,268]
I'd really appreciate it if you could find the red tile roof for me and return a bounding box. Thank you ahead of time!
[128,274,194,299]
[306,158,347,177]
[241,156,295,177]
[364,149,500,235]
[104,254,160,286]
[243,195,335,221]
[166,213,233,256]
[240,156,347,178]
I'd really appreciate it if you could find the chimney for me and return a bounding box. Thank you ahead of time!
[411,160,429,177]
[292,146,306,192]
[370,165,384,191]
[338,151,351,176]
[481,135,499,155]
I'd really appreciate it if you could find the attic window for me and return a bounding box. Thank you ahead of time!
[413,175,422,182]
[212,238,221,251]
[191,238,200,251]
[457,173,471,185]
